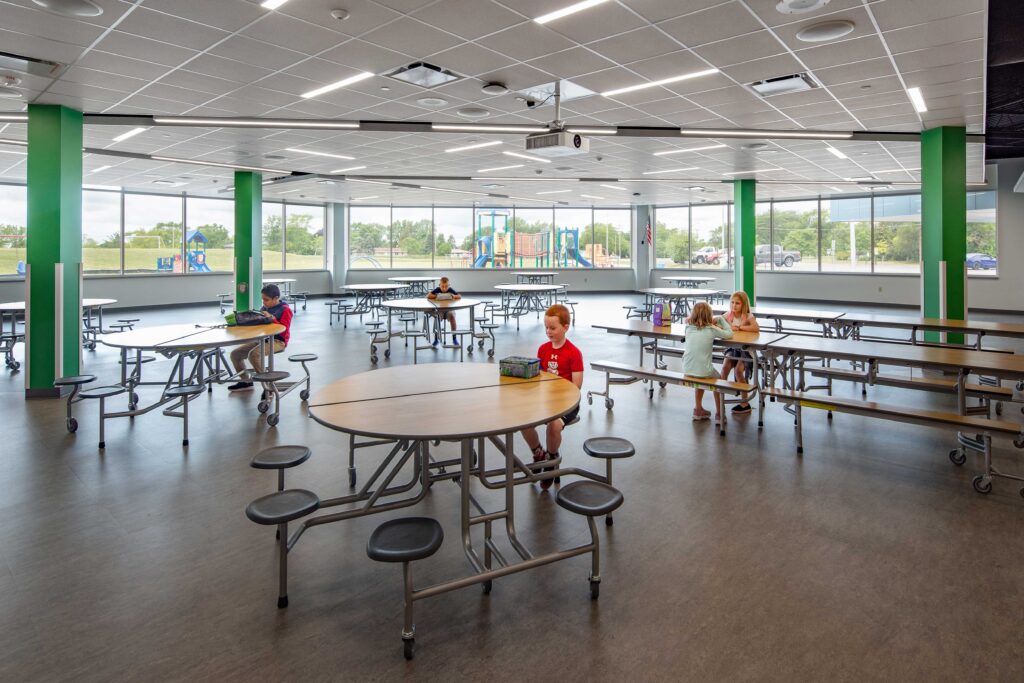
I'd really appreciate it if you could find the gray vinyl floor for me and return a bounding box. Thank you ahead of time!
[1,294,1022,682]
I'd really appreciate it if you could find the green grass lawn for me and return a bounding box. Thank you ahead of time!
[0,247,324,275]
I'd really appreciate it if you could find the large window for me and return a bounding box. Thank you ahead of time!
[556,208,593,268]
[285,203,325,270]
[0,184,27,276]
[771,199,818,272]
[821,196,872,273]
[511,208,552,268]
[434,207,473,269]
[967,191,997,274]
[83,190,122,274]
[185,197,233,273]
[349,206,390,269]
[690,203,728,270]
[655,206,688,268]
[262,202,284,271]
[474,207,511,270]
[124,193,183,274]
[754,202,772,272]
[391,207,432,269]
[593,209,631,268]
[872,195,920,274]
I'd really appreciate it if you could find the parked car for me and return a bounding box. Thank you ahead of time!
[966,252,997,270]
[755,244,801,268]
[692,246,720,265]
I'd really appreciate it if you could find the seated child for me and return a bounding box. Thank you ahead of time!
[228,284,293,391]
[721,291,759,414]
[521,304,583,491]
[682,301,732,424]
[426,276,461,346]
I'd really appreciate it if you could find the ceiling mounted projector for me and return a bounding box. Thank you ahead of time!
[525,131,589,157]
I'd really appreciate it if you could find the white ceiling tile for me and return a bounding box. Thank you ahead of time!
[319,39,413,72]
[881,13,985,54]
[742,0,866,29]
[693,31,786,68]
[0,1,108,45]
[0,27,88,64]
[893,41,985,73]
[184,54,276,84]
[140,0,266,32]
[60,66,149,94]
[902,61,985,88]
[411,0,525,41]
[590,27,685,65]
[721,53,804,84]
[361,17,463,59]
[275,0,403,38]
[795,35,887,71]
[543,3,647,43]
[429,43,517,79]
[621,0,731,24]
[240,14,350,55]
[871,0,986,32]
[113,7,230,52]
[208,36,309,71]
[659,3,763,47]
[99,31,200,68]
[813,57,895,87]
[526,47,615,80]
[480,22,577,62]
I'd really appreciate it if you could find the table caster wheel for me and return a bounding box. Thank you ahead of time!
[605,516,613,527]
[384,349,390,359]
[299,389,310,401]
[478,340,484,348]
[590,580,600,600]
[66,417,78,433]
[370,354,378,364]
[972,475,992,494]
[949,449,966,466]
[605,398,614,409]
[267,413,279,427]
[403,638,415,661]
[11,361,19,370]
[257,401,270,414]
[659,382,666,388]
[132,392,140,405]
[487,350,494,358]
[1015,435,1024,449]
[587,394,593,405]
[482,580,492,594]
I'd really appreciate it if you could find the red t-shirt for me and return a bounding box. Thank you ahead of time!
[537,339,583,382]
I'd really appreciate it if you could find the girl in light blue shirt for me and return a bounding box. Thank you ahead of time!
[682,301,733,422]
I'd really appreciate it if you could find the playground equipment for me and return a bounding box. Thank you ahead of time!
[155,230,212,272]
[473,210,510,268]
[555,227,593,268]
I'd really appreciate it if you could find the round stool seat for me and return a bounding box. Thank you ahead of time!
[109,323,132,331]
[253,370,290,383]
[555,481,624,517]
[288,353,318,362]
[583,437,635,460]
[54,374,96,387]
[366,321,384,327]
[251,445,311,470]
[367,517,444,563]
[246,489,320,525]
[125,356,155,365]
[117,318,140,323]
[165,384,205,397]
[80,385,127,400]
[480,323,500,329]
[405,331,426,337]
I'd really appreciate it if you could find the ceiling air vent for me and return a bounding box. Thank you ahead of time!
[749,73,819,97]
[386,62,461,89]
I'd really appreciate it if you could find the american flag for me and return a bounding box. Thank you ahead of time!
[644,218,652,246]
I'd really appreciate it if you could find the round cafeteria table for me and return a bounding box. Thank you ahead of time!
[388,276,439,296]
[376,297,483,361]
[511,271,558,284]
[341,283,407,317]
[492,284,561,328]
[638,287,720,320]
[305,364,592,605]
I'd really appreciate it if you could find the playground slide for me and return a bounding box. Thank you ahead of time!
[473,254,491,268]
[575,253,593,268]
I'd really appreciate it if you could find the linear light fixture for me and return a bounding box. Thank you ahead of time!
[503,150,551,163]
[352,195,379,201]
[329,165,367,174]
[0,114,27,122]
[828,186,845,193]
[90,165,111,173]
[0,137,27,146]
[477,164,523,173]
[536,189,571,195]
[150,155,291,174]
[683,128,853,140]
[508,195,557,203]
[154,117,360,129]
[346,179,392,186]
[642,167,698,175]
[112,127,148,142]
[654,143,726,156]
[565,127,617,135]
[301,71,375,99]
[843,176,874,181]
[580,194,604,200]
[261,0,290,8]
[906,87,927,113]
[433,124,548,133]
[0,148,27,155]
[825,146,847,159]
[874,167,921,173]
[472,176,577,182]
[445,140,502,153]
[722,169,779,175]
[602,68,719,98]
[421,186,489,196]
[600,184,628,191]
[535,0,610,24]
[284,147,355,160]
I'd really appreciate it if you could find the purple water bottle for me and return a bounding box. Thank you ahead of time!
[653,300,665,326]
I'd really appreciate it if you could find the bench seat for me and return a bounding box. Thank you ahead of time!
[591,360,754,394]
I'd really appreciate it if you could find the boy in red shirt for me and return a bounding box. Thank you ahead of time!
[522,304,583,490]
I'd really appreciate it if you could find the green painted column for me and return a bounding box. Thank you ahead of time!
[732,178,756,304]
[26,104,83,398]
[920,126,966,343]
[234,171,262,311]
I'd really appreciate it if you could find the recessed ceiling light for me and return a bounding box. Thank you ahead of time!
[481,184,504,189]
[0,148,27,156]
[828,186,845,193]
[152,180,178,186]
[301,71,374,99]
[260,0,291,8]
[906,86,927,113]
[536,189,571,195]
[346,179,392,186]
[642,167,698,175]
[843,176,875,181]
[503,150,551,163]
[112,127,148,143]
[421,186,488,196]
[417,97,448,107]
[445,140,502,153]
[150,155,291,174]
[722,169,779,175]
[600,184,628,191]
[89,165,111,173]
[874,167,921,173]
[580,194,604,200]
[654,143,726,156]
[472,177,577,182]
[481,82,508,95]
[826,146,847,159]
[31,0,102,17]
[433,124,546,133]
[796,20,855,43]
[0,138,27,146]
[687,186,705,192]
[477,164,523,173]
[285,147,355,160]
[565,127,617,135]
[602,68,719,98]
[775,0,830,14]
[456,107,490,119]
[317,180,336,185]
[328,165,367,174]
[352,196,378,201]
[535,0,611,24]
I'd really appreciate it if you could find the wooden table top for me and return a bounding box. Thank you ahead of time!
[712,305,846,322]
[838,313,1024,337]
[100,323,283,350]
[592,319,788,349]
[639,288,720,298]
[388,276,439,283]
[380,297,482,312]
[343,283,408,292]
[765,335,1024,378]
[0,298,116,311]
[308,365,578,440]
[493,284,562,292]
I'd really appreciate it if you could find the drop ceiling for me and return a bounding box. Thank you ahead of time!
[0,0,988,206]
